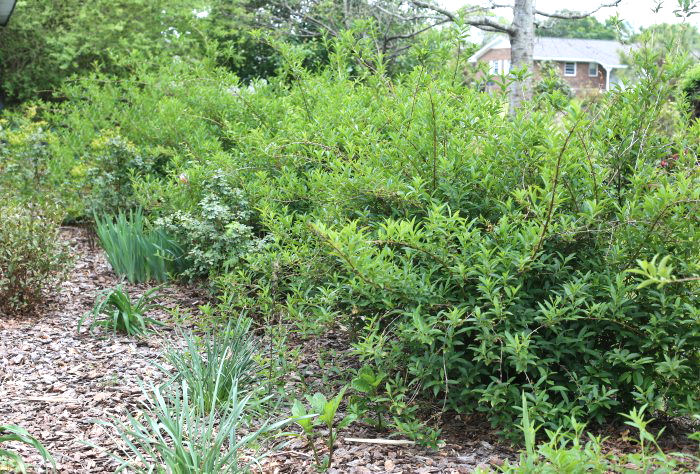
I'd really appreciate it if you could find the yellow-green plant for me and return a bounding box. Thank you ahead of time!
[0,424,55,474]
[78,285,162,336]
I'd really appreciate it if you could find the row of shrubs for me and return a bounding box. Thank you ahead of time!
[1,34,698,442]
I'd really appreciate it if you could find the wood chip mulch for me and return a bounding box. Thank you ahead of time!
[0,228,204,472]
[0,229,512,473]
[6,228,694,473]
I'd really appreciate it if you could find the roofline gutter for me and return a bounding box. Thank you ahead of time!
[468,55,628,71]
[533,57,628,69]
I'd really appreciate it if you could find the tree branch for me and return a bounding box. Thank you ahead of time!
[383,19,452,43]
[465,16,514,33]
[409,0,459,21]
[373,4,442,23]
[535,1,622,19]
[410,0,514,34]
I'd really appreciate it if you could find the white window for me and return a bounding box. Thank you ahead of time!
[564,62,577,76]
[489,60,500,74]
[588,62,598,77]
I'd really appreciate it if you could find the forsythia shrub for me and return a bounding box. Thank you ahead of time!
[0,203,71,315]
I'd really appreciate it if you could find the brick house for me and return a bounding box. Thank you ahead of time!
[468,36,632,95]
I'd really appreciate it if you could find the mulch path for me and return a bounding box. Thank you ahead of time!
[2,228,696,473]
[0,228,204,472]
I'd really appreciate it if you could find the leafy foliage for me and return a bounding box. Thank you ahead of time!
[95,209,184,283]
[349,365,388,429]
[162,315,259,414]
[621,23,700,82]
[78,285,162,336]
[104,381,284,473]
[0,425,55,474]
[681,62,700,119]
[291,387,355,470]
[84,135,170,217]
[151,173,258,279]
[534,61,574,109]
[205,0,465,79]
[8,31,700,440]
[0,203,71,315]
[0,0,205,102]
[498,399,694,472]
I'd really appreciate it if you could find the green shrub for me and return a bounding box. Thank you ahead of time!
[534,61,574,109]
[20,34,700,438]
[162,315,259,414]
[78,285,162,336]
[0,203,71,315]
[95,209,184,283]
[0,0,204,103]
[0,109,86,220]
[0,424,55,474]
[151,173,258,279]
[85,135,170,216]
[681,62,700,119]
[0,116,54,206]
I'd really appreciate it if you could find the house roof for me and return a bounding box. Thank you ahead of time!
[469,36,632,70]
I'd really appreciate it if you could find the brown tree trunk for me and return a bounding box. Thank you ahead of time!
[509,0,535,113]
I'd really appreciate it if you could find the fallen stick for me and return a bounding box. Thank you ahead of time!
[3,396,78,403]
[344,437,416,446]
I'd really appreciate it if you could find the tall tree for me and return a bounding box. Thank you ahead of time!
[411,0,622,111]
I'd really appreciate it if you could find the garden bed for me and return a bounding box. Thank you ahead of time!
[0,229,514,473]
[1,229,697,473]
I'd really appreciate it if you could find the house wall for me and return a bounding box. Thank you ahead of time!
[473,48,608,96]
[556,61,606,92]
[476,49,512,93]
[481,48,511,62]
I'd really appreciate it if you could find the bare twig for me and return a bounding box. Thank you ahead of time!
[344,437,416,446]
[535,1,622,19]
[532,121,581,259]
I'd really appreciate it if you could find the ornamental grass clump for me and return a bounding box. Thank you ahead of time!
[104,375,286,472]
[95,209,184,283]
[78,285,162,336]
[162,315,259,414]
